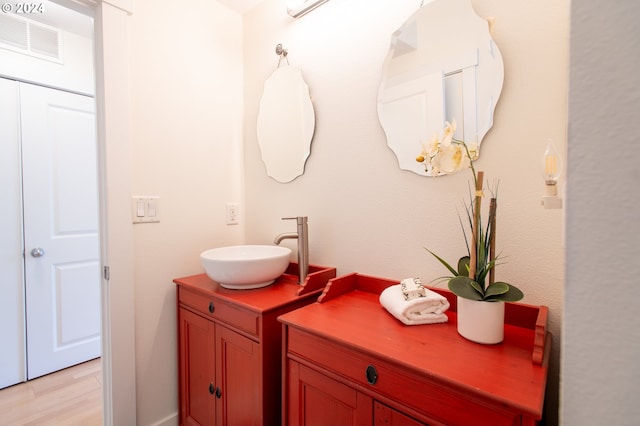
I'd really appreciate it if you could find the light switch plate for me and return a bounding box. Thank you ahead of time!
[132,196,160,223]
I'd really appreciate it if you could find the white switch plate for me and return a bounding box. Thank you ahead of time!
[132,196,160,223]
[226,203,239,225]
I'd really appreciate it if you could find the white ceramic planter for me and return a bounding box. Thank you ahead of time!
[456,296,505,344]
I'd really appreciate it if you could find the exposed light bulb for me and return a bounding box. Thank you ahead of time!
[542,139,560,194]
[541,139,563,209]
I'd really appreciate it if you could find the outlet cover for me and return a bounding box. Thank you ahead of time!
[226,203,239,225]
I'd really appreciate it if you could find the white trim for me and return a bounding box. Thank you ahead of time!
[51,0,136,424]
[150,412,179,426]
[95,2,137,423]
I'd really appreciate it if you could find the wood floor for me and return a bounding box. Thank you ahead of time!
[0,359,103,426]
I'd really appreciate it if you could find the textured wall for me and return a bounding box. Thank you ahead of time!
[564,0,640,424]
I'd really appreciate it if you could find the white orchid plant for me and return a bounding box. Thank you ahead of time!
[420,121,524,303]
[415,120,478,176]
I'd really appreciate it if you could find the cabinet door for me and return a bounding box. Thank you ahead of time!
[374,401,427,426]
[179,308,216,426]
[216,325,261,426]
[287,361,373,426]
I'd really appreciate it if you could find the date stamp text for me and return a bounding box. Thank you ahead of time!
[2,3,45,14]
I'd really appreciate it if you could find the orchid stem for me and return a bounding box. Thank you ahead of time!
[469,171,483,282]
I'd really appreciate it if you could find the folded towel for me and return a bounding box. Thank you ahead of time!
[379,283,449,325]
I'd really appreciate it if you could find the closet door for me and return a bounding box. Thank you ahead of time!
[20,83,101,379]
[0,78,26,389]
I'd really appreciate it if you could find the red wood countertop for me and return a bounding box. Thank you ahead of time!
[278,273,550,420]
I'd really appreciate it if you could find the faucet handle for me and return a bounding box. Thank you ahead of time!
[282,216,308,224]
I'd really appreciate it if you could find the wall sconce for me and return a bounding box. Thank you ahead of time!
[541,139,563,209]
[288,0,330,18]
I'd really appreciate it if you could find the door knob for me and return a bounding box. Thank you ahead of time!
[30,248,45,258]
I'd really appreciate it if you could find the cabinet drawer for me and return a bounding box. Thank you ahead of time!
[287,327,520,426]
[179,287,259,338]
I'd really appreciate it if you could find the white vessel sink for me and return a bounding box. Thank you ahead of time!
[200,245,292,290]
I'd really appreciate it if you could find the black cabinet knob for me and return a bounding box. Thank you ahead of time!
[208,301,215,313]
[209,382,215,394]
[215,386,222,399]
[366,365,378,385]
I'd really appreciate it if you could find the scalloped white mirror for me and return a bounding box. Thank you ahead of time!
[377,0,504,176]
[257,65,315,183]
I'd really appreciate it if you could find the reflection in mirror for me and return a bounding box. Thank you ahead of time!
[257,65,315,183]
[377,0,504,176]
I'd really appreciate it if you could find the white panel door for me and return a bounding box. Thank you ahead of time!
[378,72,445,175]
[0,78,26,389]
[20,82,101,380]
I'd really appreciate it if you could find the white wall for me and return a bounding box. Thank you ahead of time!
[243,0,567,424]
[563,1,640,424]
[128,0,244,424]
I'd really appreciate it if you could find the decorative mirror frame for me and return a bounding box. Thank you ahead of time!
[257,56,315,183]
[377,0,504,176]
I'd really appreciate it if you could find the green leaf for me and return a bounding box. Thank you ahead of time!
[483,282,509,299]
[448,276,483,300]
[476,268,488,288]
[500,284,525,302]
[483,283,525,302]
[425,248,459,276]
[469,280,485,296]
[457,256,470,276]
[476,258,496,286]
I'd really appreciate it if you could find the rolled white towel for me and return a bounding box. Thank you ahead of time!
[379,284,449,325]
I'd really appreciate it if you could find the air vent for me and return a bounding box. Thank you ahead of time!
[0,13,62,62]
[28,22,59,58]
[0,14,28,49]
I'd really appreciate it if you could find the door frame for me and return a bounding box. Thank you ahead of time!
[54,0,137,424]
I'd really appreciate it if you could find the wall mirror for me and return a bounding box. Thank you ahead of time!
[377,0,504,176]
[257,53,315,183]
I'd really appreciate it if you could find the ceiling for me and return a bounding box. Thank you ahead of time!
[24,0,266,39]
[216,0,266,14]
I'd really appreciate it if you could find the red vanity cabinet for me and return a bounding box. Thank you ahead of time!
[175,264,336,426]
[279,273,551,426]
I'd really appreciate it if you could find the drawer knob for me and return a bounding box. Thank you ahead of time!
[209,382,215,394]
[366,365,378,385]
[215,386,222,399]
[208,301,215,313]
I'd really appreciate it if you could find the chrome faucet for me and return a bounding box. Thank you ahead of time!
[274,216,309,284]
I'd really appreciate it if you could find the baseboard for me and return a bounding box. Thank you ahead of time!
[149,412,178,426]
